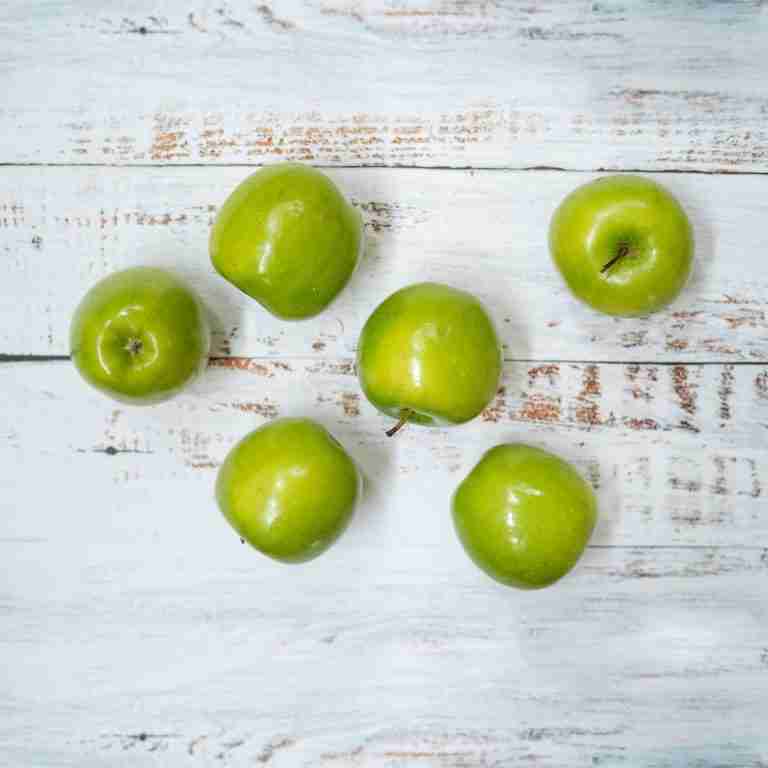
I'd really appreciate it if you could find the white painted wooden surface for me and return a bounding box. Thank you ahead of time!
[4,167,768,362]
[2,1,768,766]
[1,1,767,171]
[2,361,768,766]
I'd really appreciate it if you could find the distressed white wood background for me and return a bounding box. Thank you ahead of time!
[1,1,767,766]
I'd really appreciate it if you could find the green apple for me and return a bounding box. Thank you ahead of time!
[356,282,502,434]
[452,444,597,589]
[210,163,363,320]
[70,267,210,404]
[549,175,694,316]
[216,418,361,563]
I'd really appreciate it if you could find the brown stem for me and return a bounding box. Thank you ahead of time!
[601,241,631,274]
[385,409,412,437]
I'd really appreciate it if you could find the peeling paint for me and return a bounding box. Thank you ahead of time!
[575,364,602,427]
[718,365,735,421]
[672,365,697,416]
[229,399,279,419]
[527,364,560,386]
[209,358,291,376]
[481,386,506,422]
[516,394,561,424]
[340,392,360,418]
[755,370,768,400]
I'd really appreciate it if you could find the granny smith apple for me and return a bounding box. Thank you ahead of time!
[216,418,361,563]
[452,444,597,589]
[357,282,502,434]
[210,164,364,320]
[70,267,210,404]
[549,175,694,316]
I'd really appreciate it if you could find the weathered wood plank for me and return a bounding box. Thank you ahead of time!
[2,358,767,546]
[2,359,767,766]
[4,3,768,764]
[3,167,767,361]
[1,543,766,766]
[1,1,767,170]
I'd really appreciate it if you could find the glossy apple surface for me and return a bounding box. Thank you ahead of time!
[549,175,694,316]
[452,444,597,589]
[356,282,502,431]
[216,418,361,563]
[70,267,210,404]
[210,164,363,320]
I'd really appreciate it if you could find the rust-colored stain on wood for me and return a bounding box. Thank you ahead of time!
[671,365,697,416]
[140,108,509,166]
[723,307,766,330]
[625,364,658,402]
[186,460,219,469]
[210,358,272,375]
[150,113,191,162]
[580,364,601,397]
[516,393,561,424]
[339,392,360,418]
[702,338,739,356]
[665,337,689,352]
[527,363,560,385]
[624,417,660,431]
[481,386,506,422]
[209,358,293,376]
[574,364,602,426]
[49,92,768,168]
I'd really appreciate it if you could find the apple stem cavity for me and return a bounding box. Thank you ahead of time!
[601,241,631,274]
[385,409,412,437]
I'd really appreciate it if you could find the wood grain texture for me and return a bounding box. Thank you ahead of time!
[1,360,767,766]
[3,166,768,362]
[4,358,768,546]
[1,0,767,170]
[4,2,768,764]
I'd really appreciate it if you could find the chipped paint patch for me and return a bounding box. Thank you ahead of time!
[516,394,561,424]
[150,113,191,161]
[209,358,293,376]
[718,365,735,421]
[755,370,768,400]
[481,386,506,422]
[340,392,360,418]
[527,363,560,386]
[305,360,355,376]
[624,417,659,431]
[620,329,648,349]
[229,399,279,419]
[574,364,602,427]
[625,364,658,402]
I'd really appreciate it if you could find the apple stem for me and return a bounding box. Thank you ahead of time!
[385,410,412,437]
[125,337,143,356]
[601,242,631,274]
